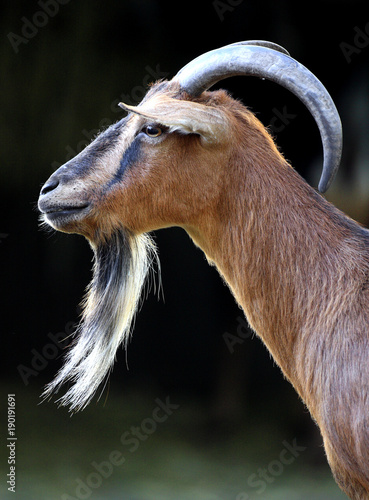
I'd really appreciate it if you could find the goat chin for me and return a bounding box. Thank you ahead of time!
[42,228,158,412]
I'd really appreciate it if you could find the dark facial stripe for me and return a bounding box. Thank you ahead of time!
[91,118,128,156]
[65,118,128,179]
[108,135,142,188]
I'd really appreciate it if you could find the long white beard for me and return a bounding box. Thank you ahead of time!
[42,229,158,412]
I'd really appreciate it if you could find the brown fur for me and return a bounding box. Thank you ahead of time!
[129,84,369,497]
[40,80,369,497]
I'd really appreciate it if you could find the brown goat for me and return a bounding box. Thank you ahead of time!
[38,42,369,498]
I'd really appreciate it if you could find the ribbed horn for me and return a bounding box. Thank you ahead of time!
[174,41,342,193]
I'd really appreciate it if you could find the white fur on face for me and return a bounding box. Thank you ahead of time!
[42,229,158,412]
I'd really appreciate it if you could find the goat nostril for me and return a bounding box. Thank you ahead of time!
[41,178,59,196]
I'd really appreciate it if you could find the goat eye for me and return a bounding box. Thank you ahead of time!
[143,125,162,138]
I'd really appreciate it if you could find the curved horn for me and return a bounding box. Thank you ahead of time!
[174,41,342,193]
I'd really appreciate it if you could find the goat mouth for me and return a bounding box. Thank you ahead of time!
[41,204,90,226]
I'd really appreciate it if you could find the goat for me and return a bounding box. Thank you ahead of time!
[38,41,369,498]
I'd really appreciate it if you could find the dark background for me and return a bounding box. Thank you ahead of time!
[1,1,368,498]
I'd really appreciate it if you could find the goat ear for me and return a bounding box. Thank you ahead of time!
[119,97,228,145]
